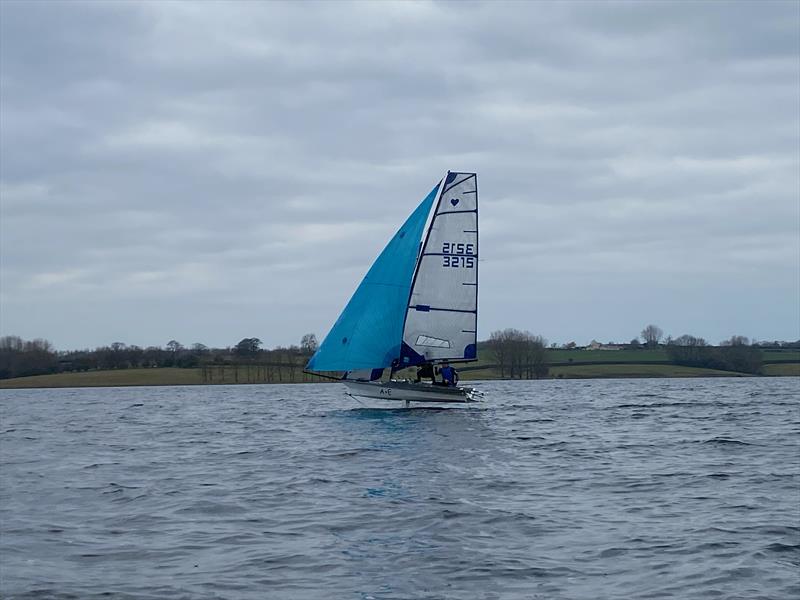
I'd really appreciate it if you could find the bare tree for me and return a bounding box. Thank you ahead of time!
[300,333,318,356]
[0,336,58,379]
[166,340,183,353]
[0,336,24,351]
[673,334,707,347]
[234,338,262,357]
[667,334,762,374]
[721,335,749,347]
[488,330,512,377]
[521,333,548,379]
[641,324,663,347]
[488,329,548,379]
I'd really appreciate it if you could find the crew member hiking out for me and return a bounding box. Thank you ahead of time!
[439,361,458,387]
[415,363,435,384]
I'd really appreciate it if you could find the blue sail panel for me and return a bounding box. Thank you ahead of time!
[306,184,439,372]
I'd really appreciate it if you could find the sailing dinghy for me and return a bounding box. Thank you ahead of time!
[306,171,482,405]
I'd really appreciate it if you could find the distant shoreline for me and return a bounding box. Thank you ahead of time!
[1,362,797,390]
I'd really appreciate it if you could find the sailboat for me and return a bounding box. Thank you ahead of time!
[305,171,482,404]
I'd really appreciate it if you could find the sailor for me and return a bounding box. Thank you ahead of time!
[415,363,436,384]
[439,361,459,387]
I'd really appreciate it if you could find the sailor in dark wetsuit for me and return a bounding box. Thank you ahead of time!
[415,363,435,383]
[439,361,459,387]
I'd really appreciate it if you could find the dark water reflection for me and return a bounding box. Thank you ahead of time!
[1,378,798,599]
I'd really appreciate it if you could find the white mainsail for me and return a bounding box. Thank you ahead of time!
[401,172,478,364]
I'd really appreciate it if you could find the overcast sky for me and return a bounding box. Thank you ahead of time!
[1,0,798,351]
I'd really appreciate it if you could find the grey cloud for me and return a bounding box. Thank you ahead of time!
[1,0,797,349]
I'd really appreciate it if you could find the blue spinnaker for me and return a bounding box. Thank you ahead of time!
[306,184,439,372]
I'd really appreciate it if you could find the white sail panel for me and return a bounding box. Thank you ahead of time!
[401,172,478,363]
[438,173,477,213]
[423,212,477,258]
[404,310,477,362]
[410,254,476,311]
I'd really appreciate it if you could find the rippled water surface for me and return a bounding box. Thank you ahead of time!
[1,378,799,599]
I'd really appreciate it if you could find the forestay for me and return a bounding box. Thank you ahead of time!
[401,172,478,364]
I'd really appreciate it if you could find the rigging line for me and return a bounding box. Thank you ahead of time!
[303,370,345,381]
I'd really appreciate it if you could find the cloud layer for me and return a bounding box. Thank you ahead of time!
[1,0,798,349]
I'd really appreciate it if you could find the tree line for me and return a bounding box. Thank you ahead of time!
[0,334,319,380]
[1,326,795,381]
[486,329,549,379]
[664,334,764,374]
[481,324,795,378]
[635,325,775,374]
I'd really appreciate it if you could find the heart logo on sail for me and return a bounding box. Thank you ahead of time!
[451,198,460,206]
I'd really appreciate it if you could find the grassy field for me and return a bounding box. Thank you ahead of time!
[546,363,753,379]
[1,355,797,389]
[0,366,334,389]
[763,363,800,376]
[456,363,759,380]
[544,348,670,363]
[0,368,205,389]
[543,348,799,364]
[761,349,800,363]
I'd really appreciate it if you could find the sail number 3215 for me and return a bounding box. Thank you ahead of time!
[442,242,475,268]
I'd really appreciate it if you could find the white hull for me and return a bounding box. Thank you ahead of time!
[343,380,481,404]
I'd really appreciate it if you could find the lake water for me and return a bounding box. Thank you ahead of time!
[1,378,798,599]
